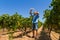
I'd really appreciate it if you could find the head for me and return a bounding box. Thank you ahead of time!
[34,11,39,15]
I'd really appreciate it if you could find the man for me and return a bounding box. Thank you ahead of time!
[30,8,39,38]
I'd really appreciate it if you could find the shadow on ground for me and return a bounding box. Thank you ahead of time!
[37,28,52,40]
[13,30,32,38]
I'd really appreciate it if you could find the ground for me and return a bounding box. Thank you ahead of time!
[0,26,59,40]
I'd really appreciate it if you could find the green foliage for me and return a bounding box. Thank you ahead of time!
[38,20,42,28]
[51,0,60,32]
[43,0,60,33]
[0,12,42,31]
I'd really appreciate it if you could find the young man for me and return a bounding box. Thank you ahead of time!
[30,8,39,38]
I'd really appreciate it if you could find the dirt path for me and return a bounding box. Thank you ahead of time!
[0,26,59,40]
[50,31,60,40]
[13,26,43,40]
[0,26,43,40]
[37,28,52,40]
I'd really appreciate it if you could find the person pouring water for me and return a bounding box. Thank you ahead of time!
[29,8,39,38]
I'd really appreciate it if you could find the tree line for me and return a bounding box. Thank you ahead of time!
[43,0,60,38]
[0,12,42,32]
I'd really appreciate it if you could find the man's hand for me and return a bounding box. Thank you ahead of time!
[30,8,33,12]
[30,8,34,11]
[30,8,34,14]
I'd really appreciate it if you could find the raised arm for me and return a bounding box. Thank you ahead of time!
[30,9,33,16]
[29,8,35,16]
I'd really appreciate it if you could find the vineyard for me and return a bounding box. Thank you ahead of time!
[0,12,42,40]
[0,0,60,40]
[43,0,60,40]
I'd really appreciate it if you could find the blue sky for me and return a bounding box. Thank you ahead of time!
[0,0,52,22]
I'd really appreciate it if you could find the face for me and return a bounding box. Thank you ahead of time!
[34,13,38,15]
